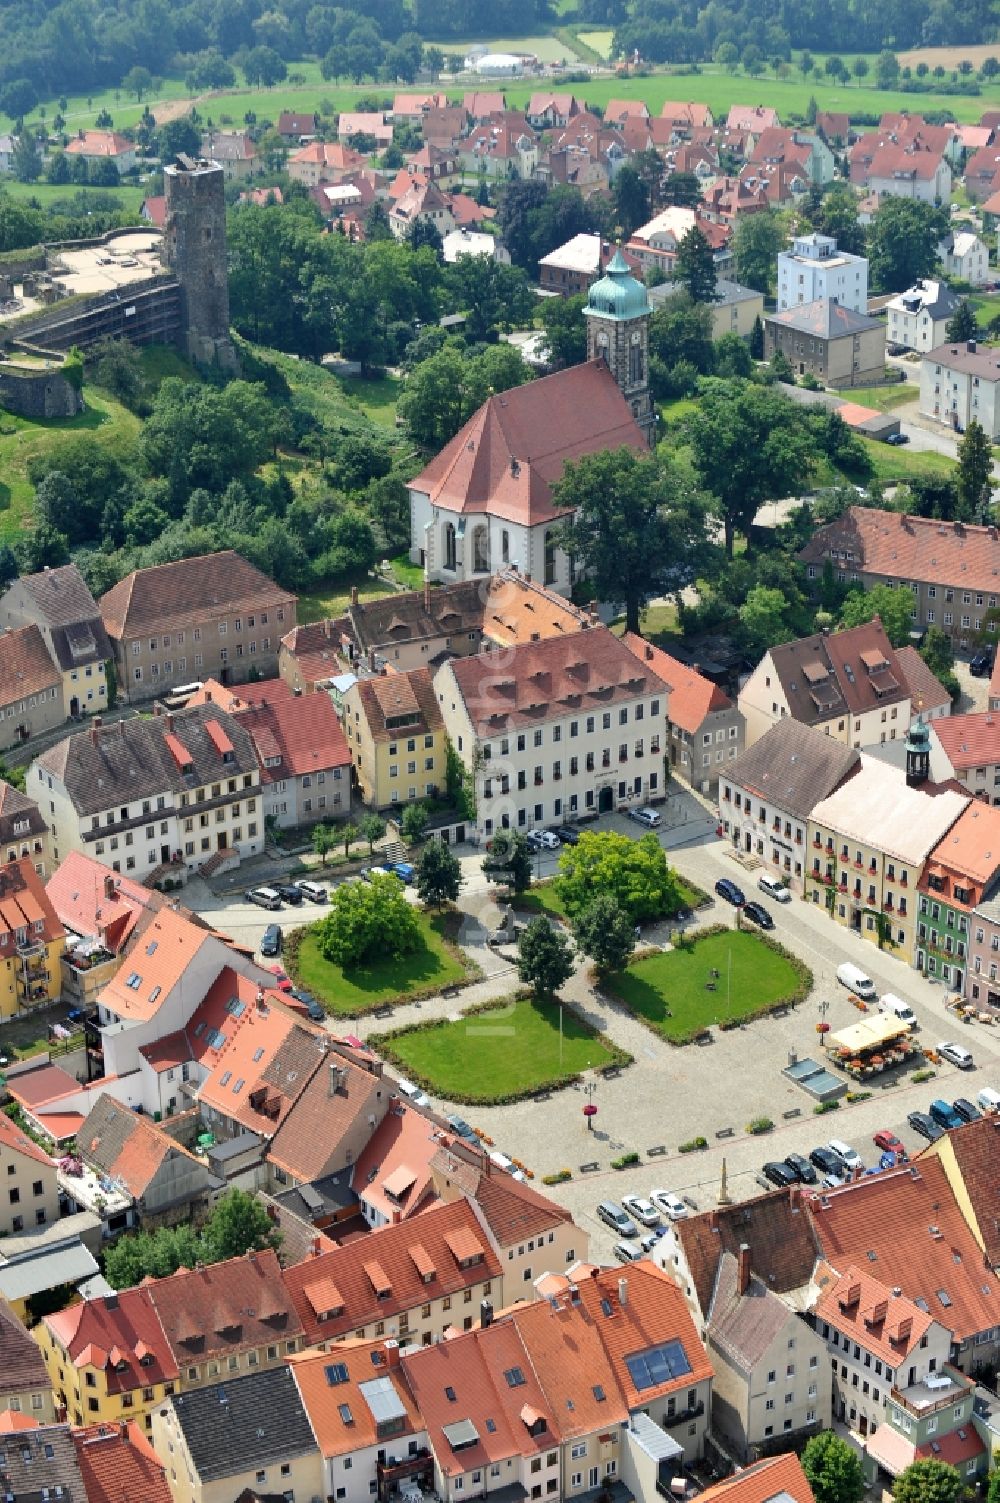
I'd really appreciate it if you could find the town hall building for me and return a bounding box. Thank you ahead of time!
[407,250,654,595]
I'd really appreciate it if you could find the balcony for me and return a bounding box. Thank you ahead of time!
[661,1399,705,1428]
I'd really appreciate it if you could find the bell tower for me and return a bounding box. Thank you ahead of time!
[583,248,655,446]
[905,716,931,788]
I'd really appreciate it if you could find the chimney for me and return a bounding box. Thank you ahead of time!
[205,689,212,704]
[255,987,265,1011]
[789,1185,801,1213]
[424,578,431,611]
[119,1420,128,1439]
[118,718,126,737]
[589,600,599,621]
[737,1243,751,1295]
[90,716,103,747]
[328,1061,342,1096]
[481,1298,493,1329]
[351,585,359,606]
[383,1338,400,1368]
[368,648,377,671]
[103,875,116,901]
[324,618,332,640]
[618,1277,628,1308]
[968,338,978,354]
[165,712,174,733]
[311,1236,322,1257]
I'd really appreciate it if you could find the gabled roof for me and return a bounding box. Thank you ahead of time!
[726,105,779,132]
[265,1043,385,1181]
[813,1262,937,1364]
[44,1285,178,1393]
[895,645,951,716]
[198,1008,324,1141]
[810,756,967,866]
[727,719,860,821]
[0,623,60,706]
[707,1250,798,1373]
[78,1094,204,1198]
[676,1188,820,1319]
[282,1199,501,1345]
[352,667,444,745]
[621,633,732,732]
[46,851,170,951]
[931,710,1000,771]
[0,779,47,846]
[926,1114,1000,1268]
[99,550,294,639]
[0,1295,51,1397]
[220,679,351,780]
[168,1365,318,1482]
[5,562,103,630]
[0,1422,86,1499]
[798,505,1000,595]
[0,855,63,951]
[698,1453,815,1503]
[762,619,910,727]
[291,1339,423,1458]
[66,130,133,156]
[148,1249,303,1364]
[351,1103,439,1221]
[409,360,646,528]
[99,905,215,1023]
[73,1418,173,1503]
[429,1138,574,1247]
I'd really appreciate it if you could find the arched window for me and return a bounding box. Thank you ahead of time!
[444,524,456,572]
[544,530,556,586]
[629,338,644,385]
[472,525,489,573]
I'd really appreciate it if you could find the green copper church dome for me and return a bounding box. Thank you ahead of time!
[585,248,650,321]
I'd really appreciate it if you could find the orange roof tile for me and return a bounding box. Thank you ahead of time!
[101,907,214,1022]
[928,1115,1000,1267]
[621,632,731,732]
[922,800,1000,893]
[352,1104,439,1221]
[798,506,1000,597]
[292,1339,423,1458]
[814,1263,935,1365]
[0,857,63,951]
[932,711,1000,772]
[698,1453,815,1503]
[577,1262,713,1407]
[73,1419,172,1503]
[44,1287,178,1395]
[0,1101,56,1169]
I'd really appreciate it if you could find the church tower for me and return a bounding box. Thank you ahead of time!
[906,716,931,788]
[583,248,655,446]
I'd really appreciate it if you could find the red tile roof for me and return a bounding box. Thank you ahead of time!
[148,1249,303,1365]
[46,852,169,953]
[79,1094,203,1198]
[0,1094,57,1169]
[44,1287,178,1394]
[292,1339,423,1457]
[698,1453,815,1503]
[814,1263,936,1365]
[66,130,133,157]
[895,646,951,717]
[99,550,294,640]
[579,1262,713,1408]
[928,1115,1000,1267]
[410,360,646,528]
[282,1199,502,1345]
[73,1419,173,1503]
[621,633,731,732]
[932,710,1000,771]
[352,1104,439,1221]
[676,1188,820,1318]
[204,677,351,781]
[799,506,1000,596]
[266,1044,386,1182]
[916,1426,986,1466]
[100,907,214,1023]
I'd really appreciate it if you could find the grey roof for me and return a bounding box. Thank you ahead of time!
[360,1375,408,1424]
[649,277,759,311]
[36,702,258,817]
[0,1295,51,1397]
[0,1230,99,1303]
[0,781,47,845]
[766,296,883,338]
[889,279,958,320]
[727,719,860,820]
[0,1422,86,1502]
[170,1366,318,1482]
[15,564,103,630]
[628,1411,683,1463]
[0,561,114,673]
[707,1249,799,1372]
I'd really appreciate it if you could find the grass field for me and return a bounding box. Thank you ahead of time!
[437,35,576,62]
[373,994,625,1102]
[604,928,807,1043]
[339,373,403,428]
[831,383,920,412]
[290,910,470,1015]
[859,436,957,483]
[577,30,614,59]
[0,179,147,213]
[296,571,397,623]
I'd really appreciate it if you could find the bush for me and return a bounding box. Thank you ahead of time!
[611,1150,641,1169]
[845,1090,872,1103]
[678,1135,708,1152]
[542,1169,573,1185]
[813,1099,841,1114]
[746,1116,774,1134]
[911,1067,935,1083]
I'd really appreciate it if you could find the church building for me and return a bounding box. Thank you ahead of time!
[407,250,654,595]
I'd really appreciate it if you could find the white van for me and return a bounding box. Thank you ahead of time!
[394,1075,430,1108]
[879,993,917,1030]
[836,962,877,1001]
[977,1087,1000,1114]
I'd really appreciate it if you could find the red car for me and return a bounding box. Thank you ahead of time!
[267,964,294,994]
[873,1129,906,1159]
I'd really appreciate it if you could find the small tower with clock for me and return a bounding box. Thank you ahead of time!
[583,247,655,446]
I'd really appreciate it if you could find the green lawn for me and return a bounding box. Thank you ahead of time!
[0,179,147,212]
[858,436,957,484]
[388,553,426,589]
[373,994,626,1102]
[832,384,920,412]
[604,928,808,1043]
[290,910,470,1015]
[576,29,614,58]
[296,572,397,624]
[339,373,403,429]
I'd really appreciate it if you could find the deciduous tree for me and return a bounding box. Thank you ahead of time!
[483,829,533,895]
[802,1432,864,1503]
[555,831,683,924]
[517,917,575,999]
[316,871,420,966]
[892,1461,964,1503]
[732,210,785,296]
[839,583,915,645]
[572,894,636,974]
[869,198,948,293]
[416,839,462,908]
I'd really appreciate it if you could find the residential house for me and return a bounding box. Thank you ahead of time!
[434,626,668,838]
[738,159,812,210]
[806,753,968,959]
[982,187,1000,230]
[739,620,913,750]
[68,1094,213,1234]
[277,111,318,140]
[200,131,257,181]
[886,280,960,353]
[264,1044,391,1191]
[442,229,505,265]
[777,232,868,314]
[73,1417,173,1503]
[423,106,470,149]
[98,550,296,703]
[343,666,447,810]
[389,178,456,241]
[280,1197,502,1348]
[287,140,368,187]
[0,562,112,720]
[0,1422,87,1498]
[750,128,836,186]
[392,92,449,124]
[920,1115,1000,1270]
[920,338,1000,438]
[65,130,137,174]
[764,298,886,387]
[990,655,1000,712]
[720,720,861,895]
[0,1296,56,1421]
[0,856,64,1020]
[930,711,1000,802]
[660,102,714,133]
[894,646,951,722]
[151,1366,322,1503]
[620,634,743,795]
[627,206,722,278]
[338,112,393,148]
[648,279,763,342]
[916,799,1000,992]
[938,230,990,286]
[0,1107,59,1238]
[525,93,580,129]
[700,177,769,227]
[797,507,1000,651]
[706,1247,830,1462]
[813,1264,953,1439]
[0,135,14,173]
[963,145,1000,202]
[538,233,624,295]
[291,1337,427,1503]
[850,131,952,203]
[0,625,64,752]
[350,1102,440,1229]
[864,1364,985,1491]
[458,117,538,180]
[33,704,264,883]
[186,679,352,828]
[464,93,507,122]
[816,112,852,145]
[37,1283,180,1432]
[726,106,779,136]
[0,1214,99,1321]
[0,780,50,877]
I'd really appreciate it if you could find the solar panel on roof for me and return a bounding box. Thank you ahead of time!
[624,1339,692,1391]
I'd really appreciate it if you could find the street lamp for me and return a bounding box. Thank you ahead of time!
[582,1078,597,1131]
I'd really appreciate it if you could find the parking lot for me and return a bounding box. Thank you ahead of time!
[182,803,1000,1267]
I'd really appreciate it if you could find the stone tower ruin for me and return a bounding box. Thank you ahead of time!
[163,155,239,372]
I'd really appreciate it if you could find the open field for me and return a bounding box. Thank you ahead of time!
[373,994,626,1102]
[859,436,957,483]
[338,373,403,428]
[0,179,147,213]
[296,572,398,624]
[604,927,808,1044]
[289,910,470,1015]
[577,31,615,59]
[831,383,920,411]
[437,35,576,62]
[897,44,1000,69]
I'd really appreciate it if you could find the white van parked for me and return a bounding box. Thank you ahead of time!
[836,961,877,1001]
[879,993,917,1030]
[977,1087,1000,1114]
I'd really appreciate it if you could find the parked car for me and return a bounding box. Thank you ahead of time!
[907,1110,944,1142]
[379,861,415,884]
[758,874,791,903]
[260,923,282,958]
[762,1160,798,1188]
[873,1129,906,1158]
[613,1240,642,1263]
[828,1138,864,1173]
[621,1195,661,1228]
[272,883,303,905]
[938,1041,974,1070]
[246,886,282,910]
[953,1097,982,1123]
[928,1098,964,1131]
[627,807,661,828]
[550,826,580,845]
[526,829,560,851]
[290,988,325,1023]
[639,1231,661,1254]
[598,1200,639,1238]
[447,1115,478,1143]
[783,1152,818,1185]
[884,431,910,445]
[742,900,774,930]
[395,1076,431,1109]
[809,1145,847,1178]
[295,879,328,902]
[266,964,293,993]
[714,878,745,906]
[970,650,993,677]
[650,1190,688,1221]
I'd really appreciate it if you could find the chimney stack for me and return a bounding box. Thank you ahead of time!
[589,600,599,621]
[737,1243,751,1295]
[90,716,103,747]
[104,875,116,901]
[618,1277,628,1308]
[118,718,126,737]
[328,1061,342,1096]
[205,689,212,704]
[165,712,174,733]
[324,618,332,640]
[968,338,978,354]
[384,1338,400,1368]
[351,585,359,606]
[481,1298,493,1329]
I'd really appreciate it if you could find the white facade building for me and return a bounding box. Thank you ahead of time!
[938,230,990,287]
[886,280,959,353]
[920,339,1000,437]
[777,232,869,314]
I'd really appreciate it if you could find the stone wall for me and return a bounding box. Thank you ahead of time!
[0,363,83,418]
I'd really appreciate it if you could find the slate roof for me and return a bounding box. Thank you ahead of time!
[168,1365,318,1483]
[99,550,294,639]
[78,1094,204,1199]
[767,297,883,338]
[0,624,60,707]
[36,703,258,817]
[707,1249,800,1372]
[346,579,485,652]
[799,506,1000,595]
[676,1189,820,1319]
[73,1419,173,1503]
[0,1296,51,1398]
[409,360,647,528]
[2,564,112,672]
[0,780,48,848]
[726,719,860,820]
[0,1422,86,1501]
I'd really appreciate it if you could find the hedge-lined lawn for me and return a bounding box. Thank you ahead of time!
[373,995,626,1102]
[605,928,808,1043]
[291,911,470,1015]
[517,874,705,924]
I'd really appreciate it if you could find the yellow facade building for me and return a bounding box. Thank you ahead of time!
[0,856,64,1020]
[343,665,448,810]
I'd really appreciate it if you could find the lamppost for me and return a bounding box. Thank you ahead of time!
[582,1078,597,1131]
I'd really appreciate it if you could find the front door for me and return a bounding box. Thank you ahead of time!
[218,831,228,850]
[160,844,170,864]
[69,696,79,717]
[599,786,613,813]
